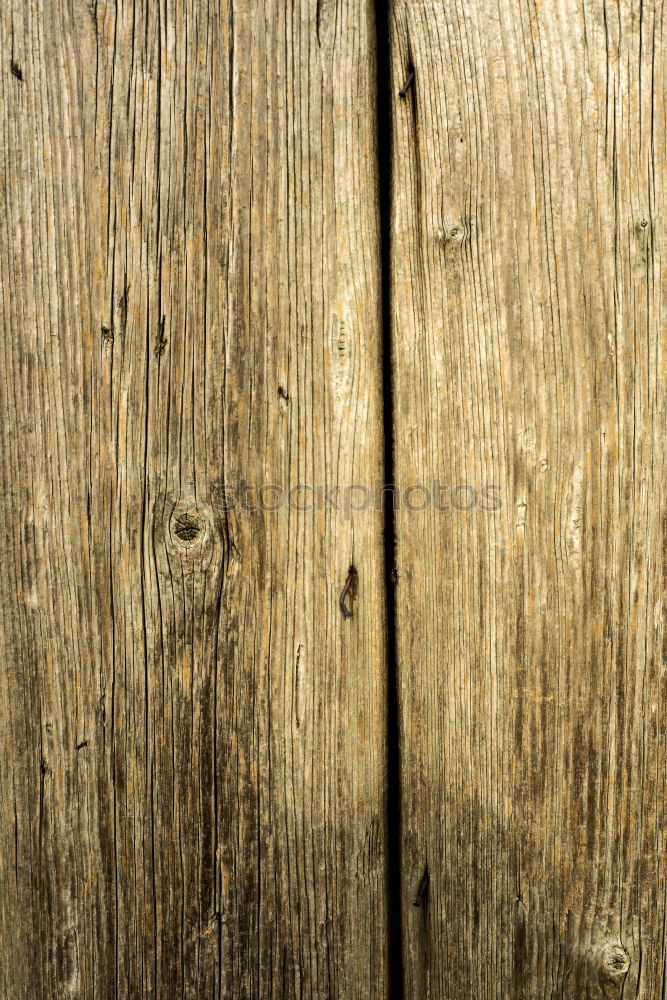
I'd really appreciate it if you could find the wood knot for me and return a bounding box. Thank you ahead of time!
[437,221,468,251]
[601,943,630,978]
[11,60,23,81]
[173,512,202,543]
[156,492,225,577]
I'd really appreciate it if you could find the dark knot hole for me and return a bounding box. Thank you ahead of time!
[174,512,202,543]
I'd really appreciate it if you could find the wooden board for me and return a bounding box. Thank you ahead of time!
[0,1,388,996]
[390,1,667,996]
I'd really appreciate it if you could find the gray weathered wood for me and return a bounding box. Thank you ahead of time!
[390,1,667,996]
[0,1,388,996]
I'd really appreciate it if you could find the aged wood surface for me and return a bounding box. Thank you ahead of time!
[390,0,666,997]
[0,1,388,996]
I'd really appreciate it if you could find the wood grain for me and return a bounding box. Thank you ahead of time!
[390,1,667,996]
[0,1,388,996]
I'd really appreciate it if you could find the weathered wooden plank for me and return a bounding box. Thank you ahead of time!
[0,1,388,996]
[390,1,667,996]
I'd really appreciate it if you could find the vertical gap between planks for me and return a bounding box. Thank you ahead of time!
[375,2,404,997]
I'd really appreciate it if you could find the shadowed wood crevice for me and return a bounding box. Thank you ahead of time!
[375,0,405,995]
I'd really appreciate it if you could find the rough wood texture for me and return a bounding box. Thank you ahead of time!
[390,1,666,997]
[0,1,388,996]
